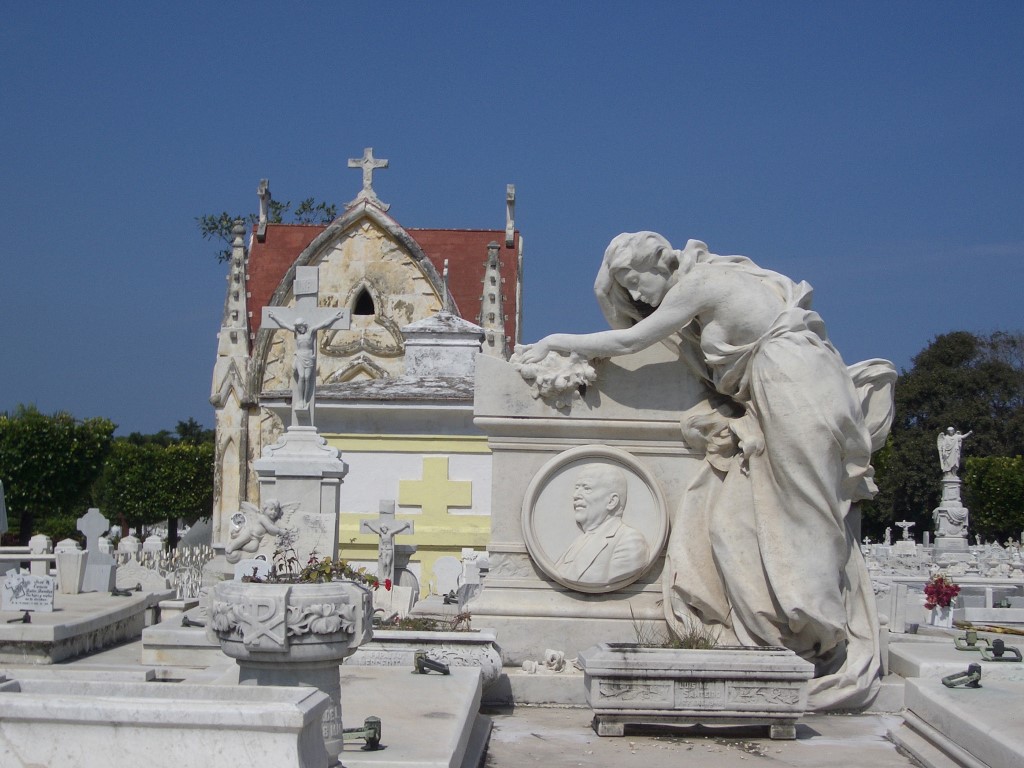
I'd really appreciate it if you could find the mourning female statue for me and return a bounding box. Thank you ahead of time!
[518,232,896,709]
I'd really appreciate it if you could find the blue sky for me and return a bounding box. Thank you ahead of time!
[1,2,1021,435]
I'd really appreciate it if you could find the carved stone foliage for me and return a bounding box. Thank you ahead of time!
[210,581,372,656]
[509,348,596,410]
[486,552,539,580]
[579,643,814,732]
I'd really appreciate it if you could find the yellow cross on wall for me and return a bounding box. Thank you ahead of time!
[399,456,472,518]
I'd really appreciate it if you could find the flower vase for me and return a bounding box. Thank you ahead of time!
[928,605,953,628]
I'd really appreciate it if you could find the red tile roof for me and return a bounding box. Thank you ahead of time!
[409,228,520,345]
[245,222,521,349]
[246,225,322,338]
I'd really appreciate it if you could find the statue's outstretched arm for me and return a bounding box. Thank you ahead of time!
[310,311,345,332]
[522,285,696,363]
[265,311,295,332]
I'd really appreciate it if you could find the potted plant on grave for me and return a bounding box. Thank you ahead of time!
[577,613,815,739]
[208,549,382,763]
[923,572,961,628]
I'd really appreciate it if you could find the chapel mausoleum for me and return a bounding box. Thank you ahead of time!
[210,150,523,591]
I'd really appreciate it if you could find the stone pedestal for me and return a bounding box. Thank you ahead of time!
[254,427,348,545]
[55,550,87,595]
[933,476,970,564]
[210,580,372,763]
[468,348,706,663]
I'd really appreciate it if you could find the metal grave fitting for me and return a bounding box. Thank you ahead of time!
[979,638,1023,662]
[942,663,983,689]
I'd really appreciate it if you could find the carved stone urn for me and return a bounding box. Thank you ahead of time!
[210,579,373,763]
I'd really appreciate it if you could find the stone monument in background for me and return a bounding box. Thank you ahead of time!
[933,426,972,565]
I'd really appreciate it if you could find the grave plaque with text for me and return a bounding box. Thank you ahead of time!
[2,572,56,612]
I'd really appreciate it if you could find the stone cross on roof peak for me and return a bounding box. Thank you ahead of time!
[347,147,390,212]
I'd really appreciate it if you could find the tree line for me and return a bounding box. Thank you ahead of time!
[0,406,213,546]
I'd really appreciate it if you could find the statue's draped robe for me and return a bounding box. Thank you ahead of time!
[657,253,895,711]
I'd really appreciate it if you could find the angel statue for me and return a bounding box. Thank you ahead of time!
[937,427,972,476]
[225,499,297,564]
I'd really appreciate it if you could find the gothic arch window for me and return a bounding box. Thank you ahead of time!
[353,287,376,316]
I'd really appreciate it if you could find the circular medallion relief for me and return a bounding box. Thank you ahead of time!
[522,445,668,594]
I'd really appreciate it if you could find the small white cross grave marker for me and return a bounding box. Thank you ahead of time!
[360,500,414,585]
[77,508,116,593]
[262,266,350,427]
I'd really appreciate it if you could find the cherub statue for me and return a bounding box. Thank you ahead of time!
[225,499,296,564]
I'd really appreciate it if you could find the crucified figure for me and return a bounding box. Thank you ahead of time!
[265,310,345,411]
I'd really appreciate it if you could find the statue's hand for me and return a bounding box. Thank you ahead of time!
[733,415,765,476]
[517,340,552,365]
[739,434,764,459]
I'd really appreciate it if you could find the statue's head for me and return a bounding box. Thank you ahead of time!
[572,464,628,532]
[595,232,679,324]
[262,499,284,520]
[604,232,677,277]
[947,426,956,435]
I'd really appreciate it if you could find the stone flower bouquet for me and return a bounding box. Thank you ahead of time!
[924,573,961,610]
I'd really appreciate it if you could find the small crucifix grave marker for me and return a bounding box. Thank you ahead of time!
[360,500,414,585]
[896,520,915,541]
[262,266,350,427]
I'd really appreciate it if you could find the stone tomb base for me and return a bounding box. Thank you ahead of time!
[888,635,1024,682]
[0,664,490,768]
[0,676,332,768]
[140,609,223,667]
[889,677,1024,768]
[340,666,490,768]
[343,627,503,690]
[0,587,166,664]
[578,643,814,739]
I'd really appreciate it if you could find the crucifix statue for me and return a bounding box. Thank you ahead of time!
[360,500,414,585]
[896,520,915,541]
[262,266,350,427]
